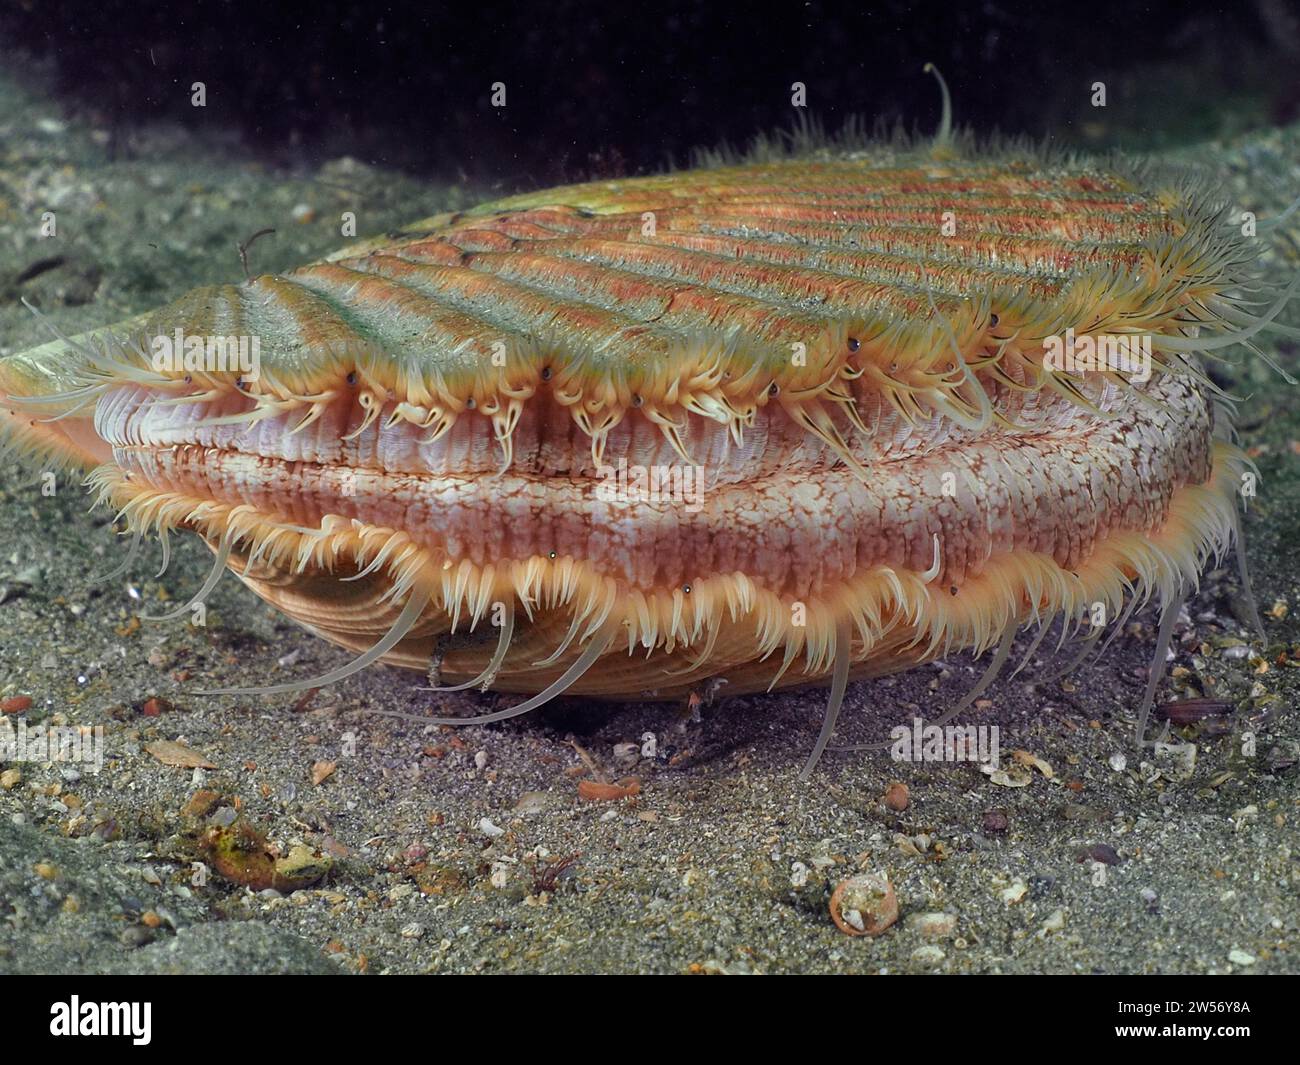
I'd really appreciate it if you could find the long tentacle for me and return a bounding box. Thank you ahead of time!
[420,604,516,693]
[195,585,433,696]
[833,621,1016,754]
[798,618,853,780]
[87,529,142,586]
[141,529,235,621]
[412,629,616,726]
[1229,506,1265,643]
[1134,588,1185,747]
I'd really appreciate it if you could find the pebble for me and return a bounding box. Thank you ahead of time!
[1041,908,1066,933]
[1078,843,1122,866]
[1000,880,1028,906]
[211,806,238,828]
[982,809,1009,834]
[479,817,505,838]
[883,781,910,811]
[1108,752,1127,772]
[1,695,32,714]
[1228,949,1256,966]
[513,791,551,814]
[911,945,945,967]
[0,768,21,790]
[907,911,957,939]
[120,925,154,949]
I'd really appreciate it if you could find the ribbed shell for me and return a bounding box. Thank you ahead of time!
[126,155,1199,406]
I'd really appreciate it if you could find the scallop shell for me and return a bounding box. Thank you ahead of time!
[0,144,1276,733]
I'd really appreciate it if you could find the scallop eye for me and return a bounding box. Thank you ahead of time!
[847,337,860,352]
[346,371,358,386]
[990,314,1000,327]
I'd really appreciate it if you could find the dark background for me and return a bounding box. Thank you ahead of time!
[2,0,1299,185]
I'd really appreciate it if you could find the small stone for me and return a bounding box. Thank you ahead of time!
[479,817,505,838]
[291,203,316,223]
[120,925,155,949]
[513,791,551,814]
[1,695,32,714]
[311,760,337,786]
[1000,880,1028,905]
[1228,949,1256,966]
[0,768,21,790]
[1041,908,1066,933]
[982,809,1009,834]
[33,861,57,879]
[829,871,898,937]
[210,806,238,828]
[1108,752,1127,772]
[1077,843,1122,866]
[908,911,957,939]
[911,944,945,966]
[883,781,910,811]
[140,910,162,929]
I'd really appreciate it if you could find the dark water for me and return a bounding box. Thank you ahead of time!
[4,0,1297,182]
